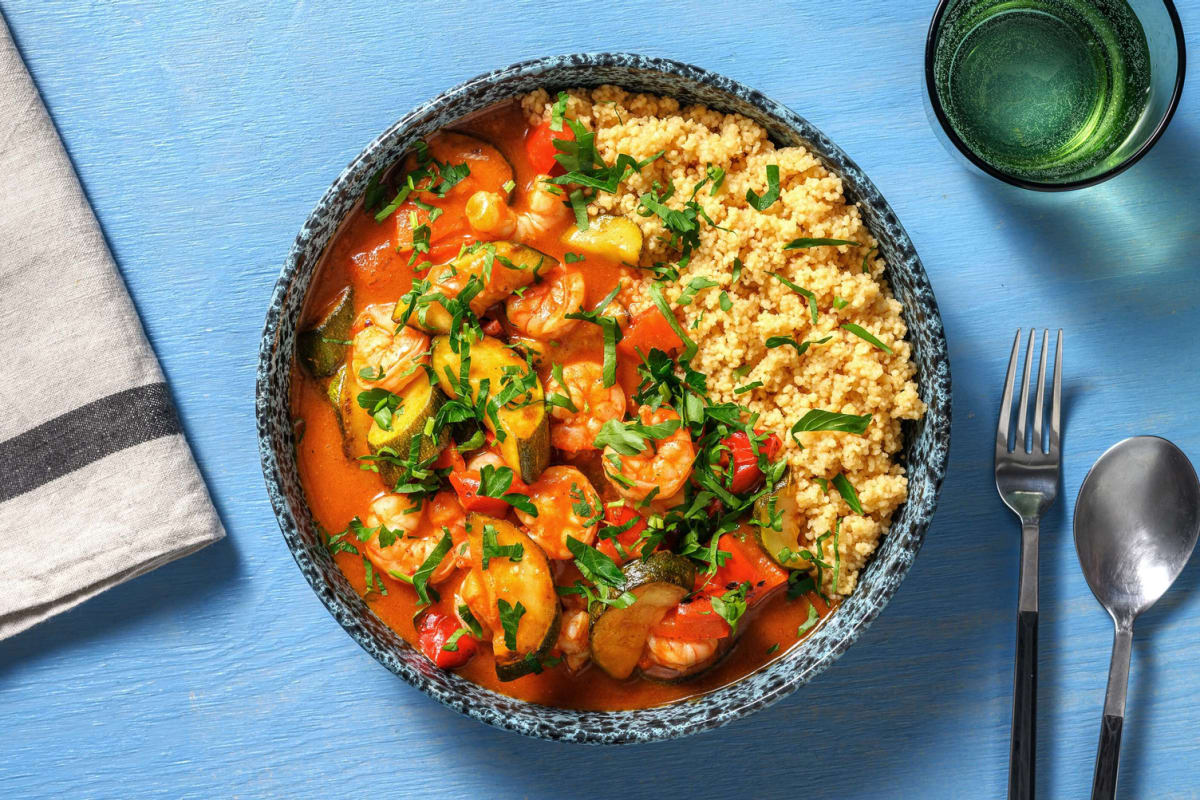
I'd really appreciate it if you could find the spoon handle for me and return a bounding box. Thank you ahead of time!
[1091,625,1133,800]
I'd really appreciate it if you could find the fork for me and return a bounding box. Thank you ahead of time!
[996,329,1063,800]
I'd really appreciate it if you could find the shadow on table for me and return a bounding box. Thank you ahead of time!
[0,533,242,674]
[968,120,1199,298]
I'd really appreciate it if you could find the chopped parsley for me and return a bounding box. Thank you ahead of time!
[765,334,831,356]
[356,387,403,431]
[781,237,861,251]
[410,529,453,605]
[496,599,526,651]
[550,91,569,131]
[832,474,862,515]
[480,523,524,570]
[769,272,819,323]
[711,581,752,633]
[841,323,893,354]
[477,464,537,516]
[745,164,781,211]
[797,602,820,635]
[791,409,873,435]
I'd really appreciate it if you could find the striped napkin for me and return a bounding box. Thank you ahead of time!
[0,18,224,639]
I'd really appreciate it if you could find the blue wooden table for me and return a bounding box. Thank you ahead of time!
[2,2,1198,797]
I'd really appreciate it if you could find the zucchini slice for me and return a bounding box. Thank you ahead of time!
[753,470,807,569]
[466,513,560,681]
[589,552,696,680]
[336,369,374,459]
[325,363,347,424]
[408,242,552,334]
[367,372,448,488]
[429,334,550,483]
[561,215,643,264]
[298,286,354,377]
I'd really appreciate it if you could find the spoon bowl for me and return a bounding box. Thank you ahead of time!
[1075,436,1200,625]
[1073,435,1200,800]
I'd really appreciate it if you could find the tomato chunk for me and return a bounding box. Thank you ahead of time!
[651,595,732,640]
[597,504,651,563]
[525,120,574,175]
[417,611,478,669]
[721,430,784,494]
[448,470,511,517]
[617,308,684,359]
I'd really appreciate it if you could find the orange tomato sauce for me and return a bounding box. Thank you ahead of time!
[290,100,836,710]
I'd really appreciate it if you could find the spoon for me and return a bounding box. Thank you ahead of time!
[1074,436,1200,800]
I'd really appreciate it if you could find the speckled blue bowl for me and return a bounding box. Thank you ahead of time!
[257,53,951,744]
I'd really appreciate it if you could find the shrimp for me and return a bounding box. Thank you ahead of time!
[505,267,585,340]
[426,490,470,569]
[513,465,602,559]
[556,607,591,672]
[350,303,429,395]
[602,406,695,503]
[544,360,626,452]
[362,494,457,585]
[465,175,569,243]
[644,633,720,672]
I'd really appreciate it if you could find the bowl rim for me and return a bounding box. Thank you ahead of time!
[923,0,1187,192]
[257,51,952,744]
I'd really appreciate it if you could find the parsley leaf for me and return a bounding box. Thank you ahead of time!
[565,535,625,588]
[706,164,726,195]
[648,281,697,362]
[797,602,820,635]
[832,474,862,515]
[410,529,453,605]
[745,164,781,211]
[782,237,861,250]
[841,323,893,354]
[477,464,538,516]
[711,581,752,633]
[496,599,525,651]
[765,334,831,356]
[480,523,524,570]
[550,91,569,131]
[791,409,873,435]
[356,388,403,431]
[593,416,682,455]
[769,272,819,323]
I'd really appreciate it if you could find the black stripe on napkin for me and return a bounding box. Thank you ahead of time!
[0,382,181,503]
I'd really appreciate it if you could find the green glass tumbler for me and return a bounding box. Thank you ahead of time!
[925,0,1185,190]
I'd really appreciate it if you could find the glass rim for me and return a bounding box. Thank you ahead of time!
[924,0,1187,191]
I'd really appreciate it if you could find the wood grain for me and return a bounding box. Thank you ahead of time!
[1,1,1198,797]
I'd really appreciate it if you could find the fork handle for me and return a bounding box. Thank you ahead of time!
[1009,519,1039,800]
[1009,609,1038,800]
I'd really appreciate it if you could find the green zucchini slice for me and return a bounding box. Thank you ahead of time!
[325,364,347,425]
[589,552,696,680]
[408,242,552,334]
[298,286,353,377]
[367,372,448,489]
[429,334,549,483]
[753,470,807,569]
[466,514,560,681]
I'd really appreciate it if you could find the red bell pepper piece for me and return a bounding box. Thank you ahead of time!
[447,470,511,517]
[720,430,783,494]
[524,120,574,175]
[596,504,651,564]
[617,307,684,359]
[711,531,787,602]
[433,443,466,472]
[650,595,732,640]
[417,611,478,669]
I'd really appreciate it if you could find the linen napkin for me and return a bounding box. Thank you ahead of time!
[0,17,224,639]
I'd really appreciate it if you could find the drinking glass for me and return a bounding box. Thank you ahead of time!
[924,0,1185,190]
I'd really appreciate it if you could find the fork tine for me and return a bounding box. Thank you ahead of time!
[996,329,1022,452]
[1014,329,1035,453]
[1033,329,1048,453]
[1049,329,1063,456]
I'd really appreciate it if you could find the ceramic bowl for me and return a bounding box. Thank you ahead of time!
[257,52,952,744]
